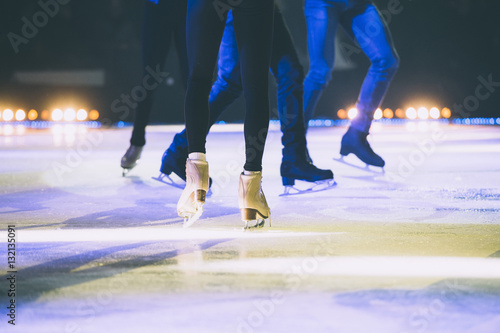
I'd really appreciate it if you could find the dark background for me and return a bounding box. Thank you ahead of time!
[1,0,499,124]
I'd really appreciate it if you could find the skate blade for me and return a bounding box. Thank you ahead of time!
[241,208,271,230]
[182,202,204,228]
[122,168,133,177]
[280,179,336,196]
[121,158,140,176]
[243,218,267,231]
[152,173,185,189]
[333,156,385,174]
[152,173,213,197]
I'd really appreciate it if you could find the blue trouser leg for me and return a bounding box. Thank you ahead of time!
[269,6,308,162]
[343,4,399,133]
[303,0,399,133]
[208,11,244,124]
[303,0,339,128]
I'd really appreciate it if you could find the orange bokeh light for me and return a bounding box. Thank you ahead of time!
[89,109,99,121]
[28,109,38,120]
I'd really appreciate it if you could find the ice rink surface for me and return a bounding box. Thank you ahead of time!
[1,122,500,332]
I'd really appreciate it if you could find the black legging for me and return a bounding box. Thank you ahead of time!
[130,0,188,147]
[185,0,274,171]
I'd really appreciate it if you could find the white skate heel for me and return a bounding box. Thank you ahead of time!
[177,159,209,227]
[238,171,271,230]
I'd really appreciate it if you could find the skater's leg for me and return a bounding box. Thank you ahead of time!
[122,0,177,174]
[232,0,274,172]
[303,0,339,128]
[337,3,399,168]
[178,0,227,225]
[184,0,227,154]
[269,5,333,186]
[341,3,399,133]
[160,11,243,179]
[231,0,274,228]
[130,0,175,147]
[269,5,307,163]
[173,0,189,88]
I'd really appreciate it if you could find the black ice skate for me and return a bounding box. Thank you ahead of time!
[280,161,336,196]
[152,146,188,189]
[121,145,143,176]
[336,127,385,172]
